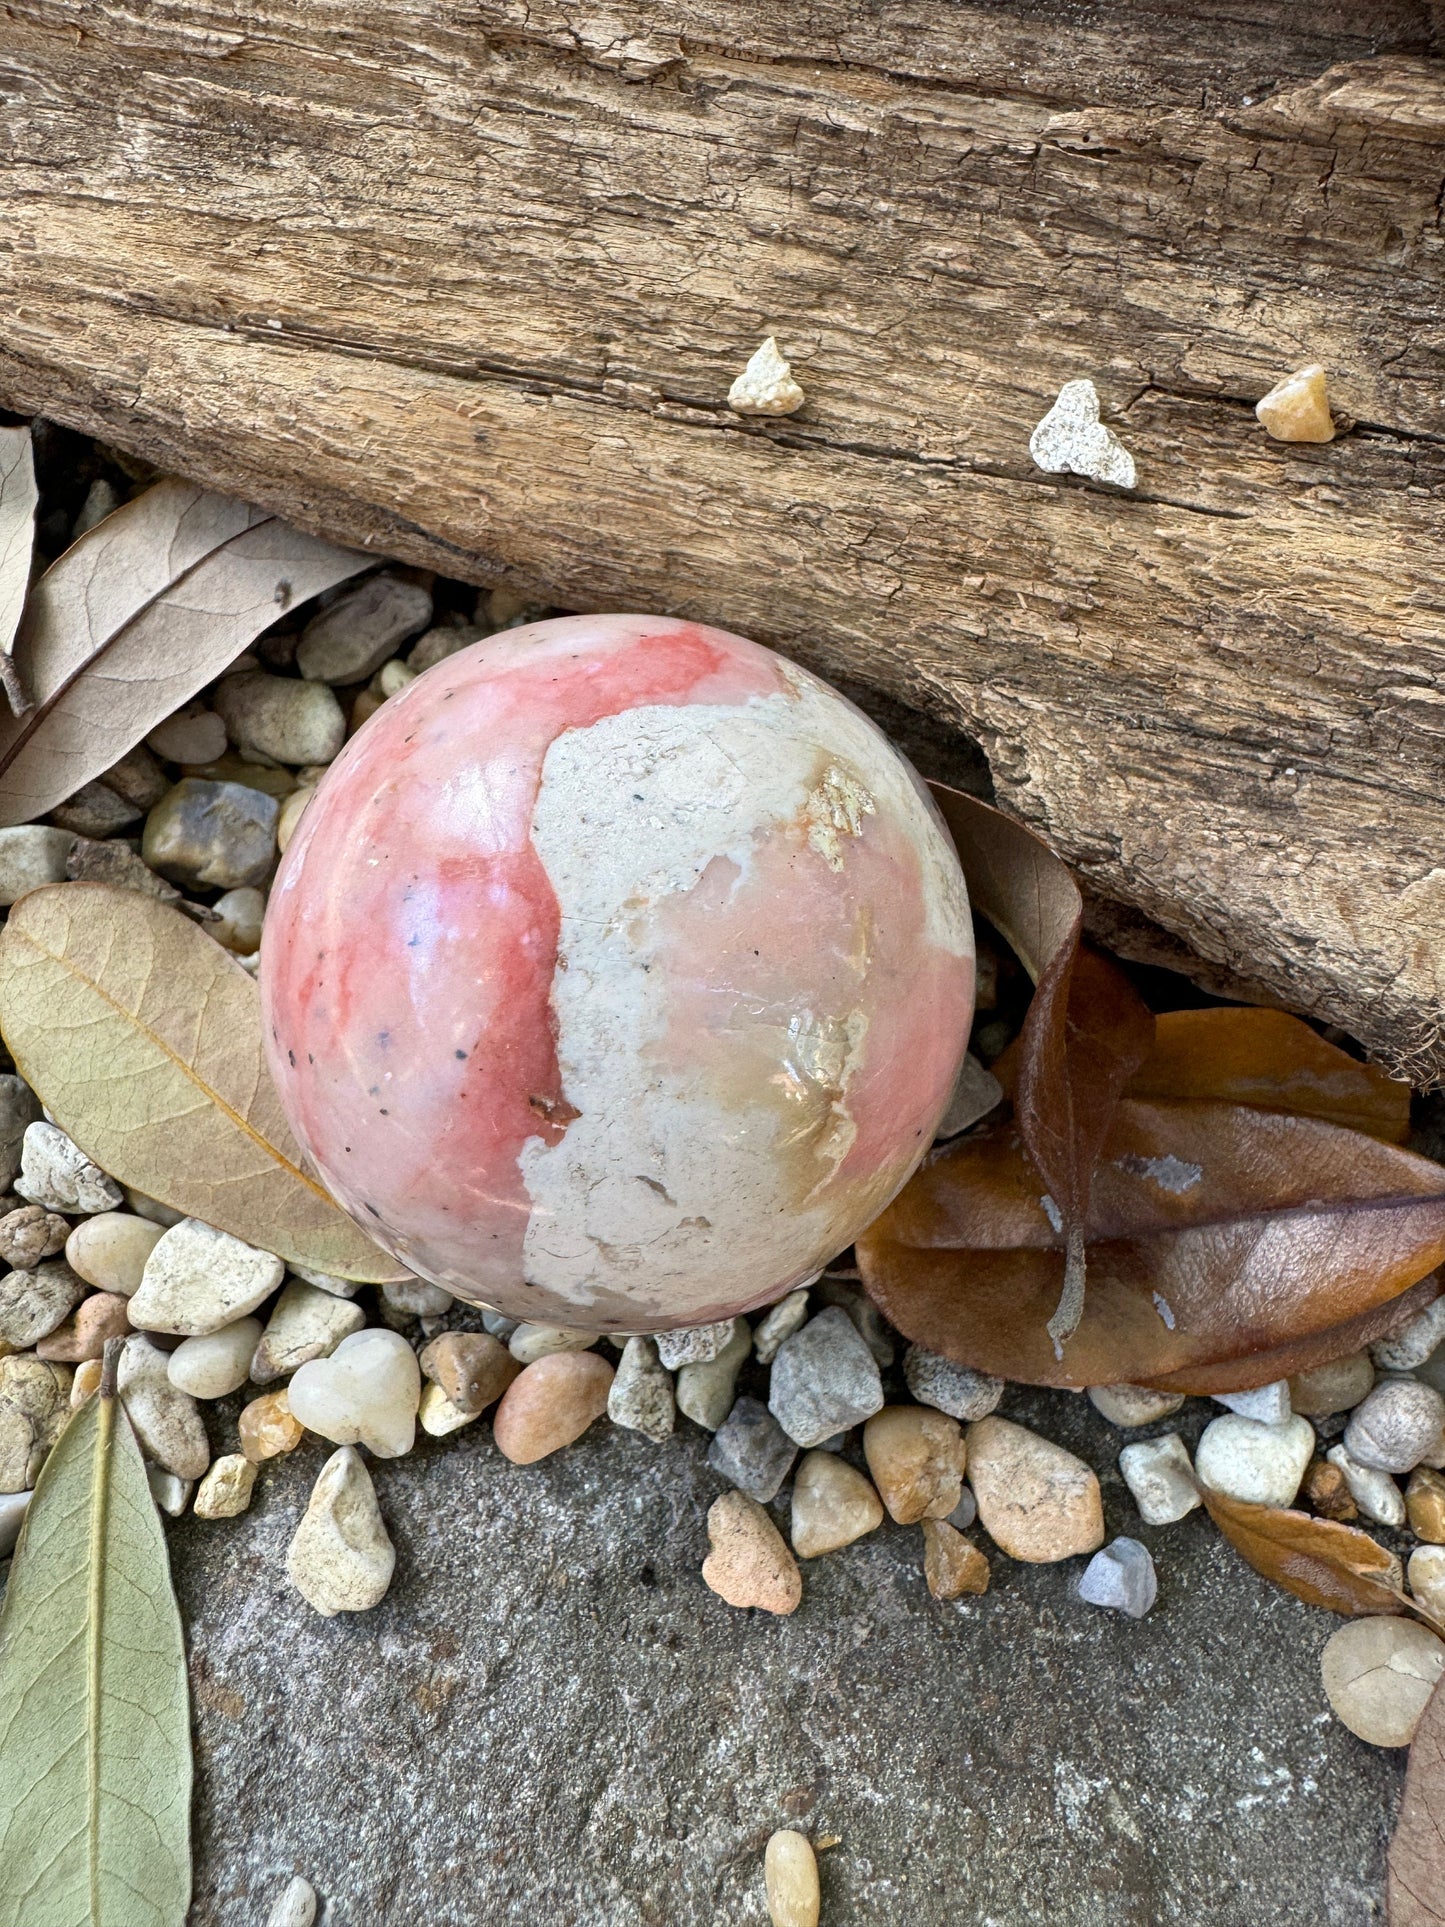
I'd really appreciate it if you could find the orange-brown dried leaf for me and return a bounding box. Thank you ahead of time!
[1199,1485,1404,1616]
[1390,1674,1445,1926]
[1127,1007,1409,1142]
[857,1099,1445,1388]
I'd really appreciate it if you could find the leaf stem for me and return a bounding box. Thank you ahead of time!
[1046,1226,1088,1358]
[99,1335,123,1403]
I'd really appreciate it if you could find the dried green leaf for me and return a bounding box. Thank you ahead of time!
[0,426,38,717]
[0,478,368,826]
[928,783,1154,1349]
[1127,1006,1410,1143]
[1199,1483,1405,1616]
[0,883,406,1280]
[0,1373,190,1927]
[857,1098,1445,1389]
[1390,1674,1445,1925]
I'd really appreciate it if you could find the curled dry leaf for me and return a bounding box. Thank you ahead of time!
[0,477,368,826]
[0,1352,191,1927]
[0,425,37,717]
[1390,1672,1445,1926]
[0,883,406,1281]
[1127,1006,1410,1143]
[928,783,1154,1348]
[856,1098,1445,1390]
[1199,1484,1405,1617]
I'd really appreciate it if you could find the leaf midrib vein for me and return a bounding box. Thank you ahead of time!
[10,924,334,1205]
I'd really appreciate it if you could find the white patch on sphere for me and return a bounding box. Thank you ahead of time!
[519,670,968,1319]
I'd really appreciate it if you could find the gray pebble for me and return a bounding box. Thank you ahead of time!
[946,1487,977,1530]
[298,574,433,684]
[0,825,75,905]
[480,1308,519,1341]
[142,779,279,890]
[0,1075,41,1193]
[903,1344,1004,1422]
[813,1276,894,1367]
[607,1336,675,1443]
[1077,1536,1157,1618]
[655,1321,735,1370]
[1344,1379,1445,1474]
[769,1307,884,1449]
[707,1396,797,1502]
[212,671,345,767]
[936,1053,1003,1137]
[1373,1297,1445,1372]
[50,779,141,839]
[0,1259,87,1349]
[1087,1383,1186,1427]
[676,1318,751,1431]
[65,835,182,905]
[752,1289,810,1366]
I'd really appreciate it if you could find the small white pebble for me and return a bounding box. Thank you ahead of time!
[1087,1383,1184,1427]
[167,1318,263,1400]
[265,1873,318,1927]
[1028,378,1136,488]
[1118,1432,1200,1525]
[1194,1412,1314,1508]
[1214,1381,1291,1424]
[508,1322,596,1364]
[764,1828,820,1927]
[286,1446,395,1616]
[288,1328,421,1458]
[1373,1297,1445,1372]
[16,1121,124,1215]
[1326,1443,1406,1527]
[728,338,805,418]
[193,1453,257,1520]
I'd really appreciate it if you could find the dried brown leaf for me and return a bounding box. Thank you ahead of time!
[1390,1674,1445,1926]
[928,783,1154,1347]
[0,882,405,1281]
[1199,1484,1405,1616]
[0,425,38,716]
[1128,1006,1410,1142]
[0,479,368,825]
[857,1099,1445,1389]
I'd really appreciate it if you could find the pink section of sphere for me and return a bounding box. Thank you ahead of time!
[261,614,974,1330]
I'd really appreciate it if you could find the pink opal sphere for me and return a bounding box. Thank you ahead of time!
[261,614,974,1330]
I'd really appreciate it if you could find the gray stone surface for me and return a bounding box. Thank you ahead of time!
[128,1385,1405,1926]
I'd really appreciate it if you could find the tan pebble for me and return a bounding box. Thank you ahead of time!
[764,1829,820,1927]
[419,1380,478,1437]
[349,689,384,735]
[922,1518,990,1599]
[36,1291,131,1361]
[70,1357,104,1408]
[1321,1616,1445,1746]
[491,1351,613,1464]
[194,1452,258,1519]
[1256,363,1335,443]
[276,784,316,854]
[702,1490,801,1614]
[64,1217,164,1294]
[1290,1351,1374,1418]
[1407,1467,1445,1543]
[1303,1457,1357,1522]
[863,1405,966,1523]
[239,1389,304,1463]
[419,1330,519,1416]
[790,1450,884,1558]
[966,1415,1104,1562]
[1087,1383,1185,1427]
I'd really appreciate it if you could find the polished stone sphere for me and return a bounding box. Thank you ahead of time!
[262,614,974,1329]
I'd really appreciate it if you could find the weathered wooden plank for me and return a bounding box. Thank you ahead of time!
[0,2,1442,1071]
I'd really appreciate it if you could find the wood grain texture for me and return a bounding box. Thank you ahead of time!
[0,2,1442,1069]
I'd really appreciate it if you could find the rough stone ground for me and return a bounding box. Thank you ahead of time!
[169,1385,1400,1927]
